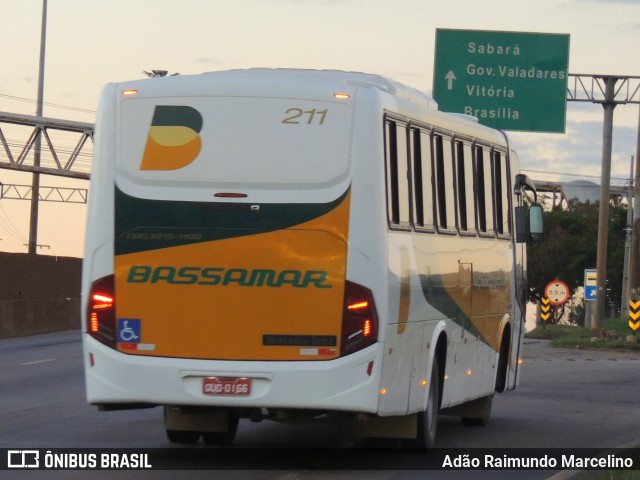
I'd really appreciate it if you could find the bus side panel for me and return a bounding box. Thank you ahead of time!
[507,148,526,391]
[379,223,513,413]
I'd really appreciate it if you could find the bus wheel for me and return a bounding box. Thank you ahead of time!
[202,413,239,446]
[166,429,201,444]
[410,358,440,450]
[495,330,510,393]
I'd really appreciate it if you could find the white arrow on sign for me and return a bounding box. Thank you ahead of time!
[445,70,457,90]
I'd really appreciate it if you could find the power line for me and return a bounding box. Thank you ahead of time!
[0,203,26,243]
[0,93,95,115]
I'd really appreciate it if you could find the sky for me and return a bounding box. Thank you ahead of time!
[0,0,639,258]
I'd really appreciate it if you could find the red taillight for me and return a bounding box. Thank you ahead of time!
[87,275,116,349]
[341,281,378,357]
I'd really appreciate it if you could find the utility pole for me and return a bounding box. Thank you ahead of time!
[28,0,47,255]
[630,105,640,303]
[592,77,617,338]
[621,155,634,319]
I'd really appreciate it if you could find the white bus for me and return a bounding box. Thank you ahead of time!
[82,68,542,448]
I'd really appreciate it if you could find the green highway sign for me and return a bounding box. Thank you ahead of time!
[433,29,570,132]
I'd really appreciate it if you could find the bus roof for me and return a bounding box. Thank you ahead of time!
[118,68,437,111]
[113,68,506,148]
[207,68,438,108]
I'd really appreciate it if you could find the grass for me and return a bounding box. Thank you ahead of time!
[525,317,640,351]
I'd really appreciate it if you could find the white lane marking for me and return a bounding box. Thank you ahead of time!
[20,358,55,366]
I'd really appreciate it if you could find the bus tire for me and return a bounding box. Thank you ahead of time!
[202,413,239,446]
[495,327,511,393]
[409,357,440,450]
[166,429,201,444]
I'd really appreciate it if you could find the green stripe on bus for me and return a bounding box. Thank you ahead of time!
[114,186,349,256]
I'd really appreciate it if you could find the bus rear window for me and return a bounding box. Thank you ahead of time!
[117,97,351,188]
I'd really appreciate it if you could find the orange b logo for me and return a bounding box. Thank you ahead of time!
[140,105,203,170]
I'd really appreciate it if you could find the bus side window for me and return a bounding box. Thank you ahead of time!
[455,140,475,233]
[384,119,410,228]
[493,150,511,237]
[475,146,495,236]
[433,134,455,232]
[411,128,435,231]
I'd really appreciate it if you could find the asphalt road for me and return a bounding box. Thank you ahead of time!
[1,329,639,479]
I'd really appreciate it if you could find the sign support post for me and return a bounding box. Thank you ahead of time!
[593,78,617,338]
[584,269,597,329]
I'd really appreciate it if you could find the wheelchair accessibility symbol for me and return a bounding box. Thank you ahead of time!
[117,318,141,343]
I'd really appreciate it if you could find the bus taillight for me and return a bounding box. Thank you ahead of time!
[341,281,378,357]
[363,319,372,337]
[87,274,117,349]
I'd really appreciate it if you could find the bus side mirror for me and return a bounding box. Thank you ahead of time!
[515,204,543,243]
[528,205,543,242]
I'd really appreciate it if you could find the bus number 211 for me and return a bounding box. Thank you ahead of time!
[282,108,328,125]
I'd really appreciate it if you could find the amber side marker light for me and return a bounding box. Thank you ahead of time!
[333,93,350,100]
[122,89,138,96]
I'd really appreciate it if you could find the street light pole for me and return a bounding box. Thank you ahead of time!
[28,0,47,255]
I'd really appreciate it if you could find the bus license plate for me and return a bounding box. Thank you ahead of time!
[202,377,251,396]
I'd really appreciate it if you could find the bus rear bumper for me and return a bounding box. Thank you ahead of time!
[83,335,382,414]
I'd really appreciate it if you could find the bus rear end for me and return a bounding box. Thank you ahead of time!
[82,71,382,440]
